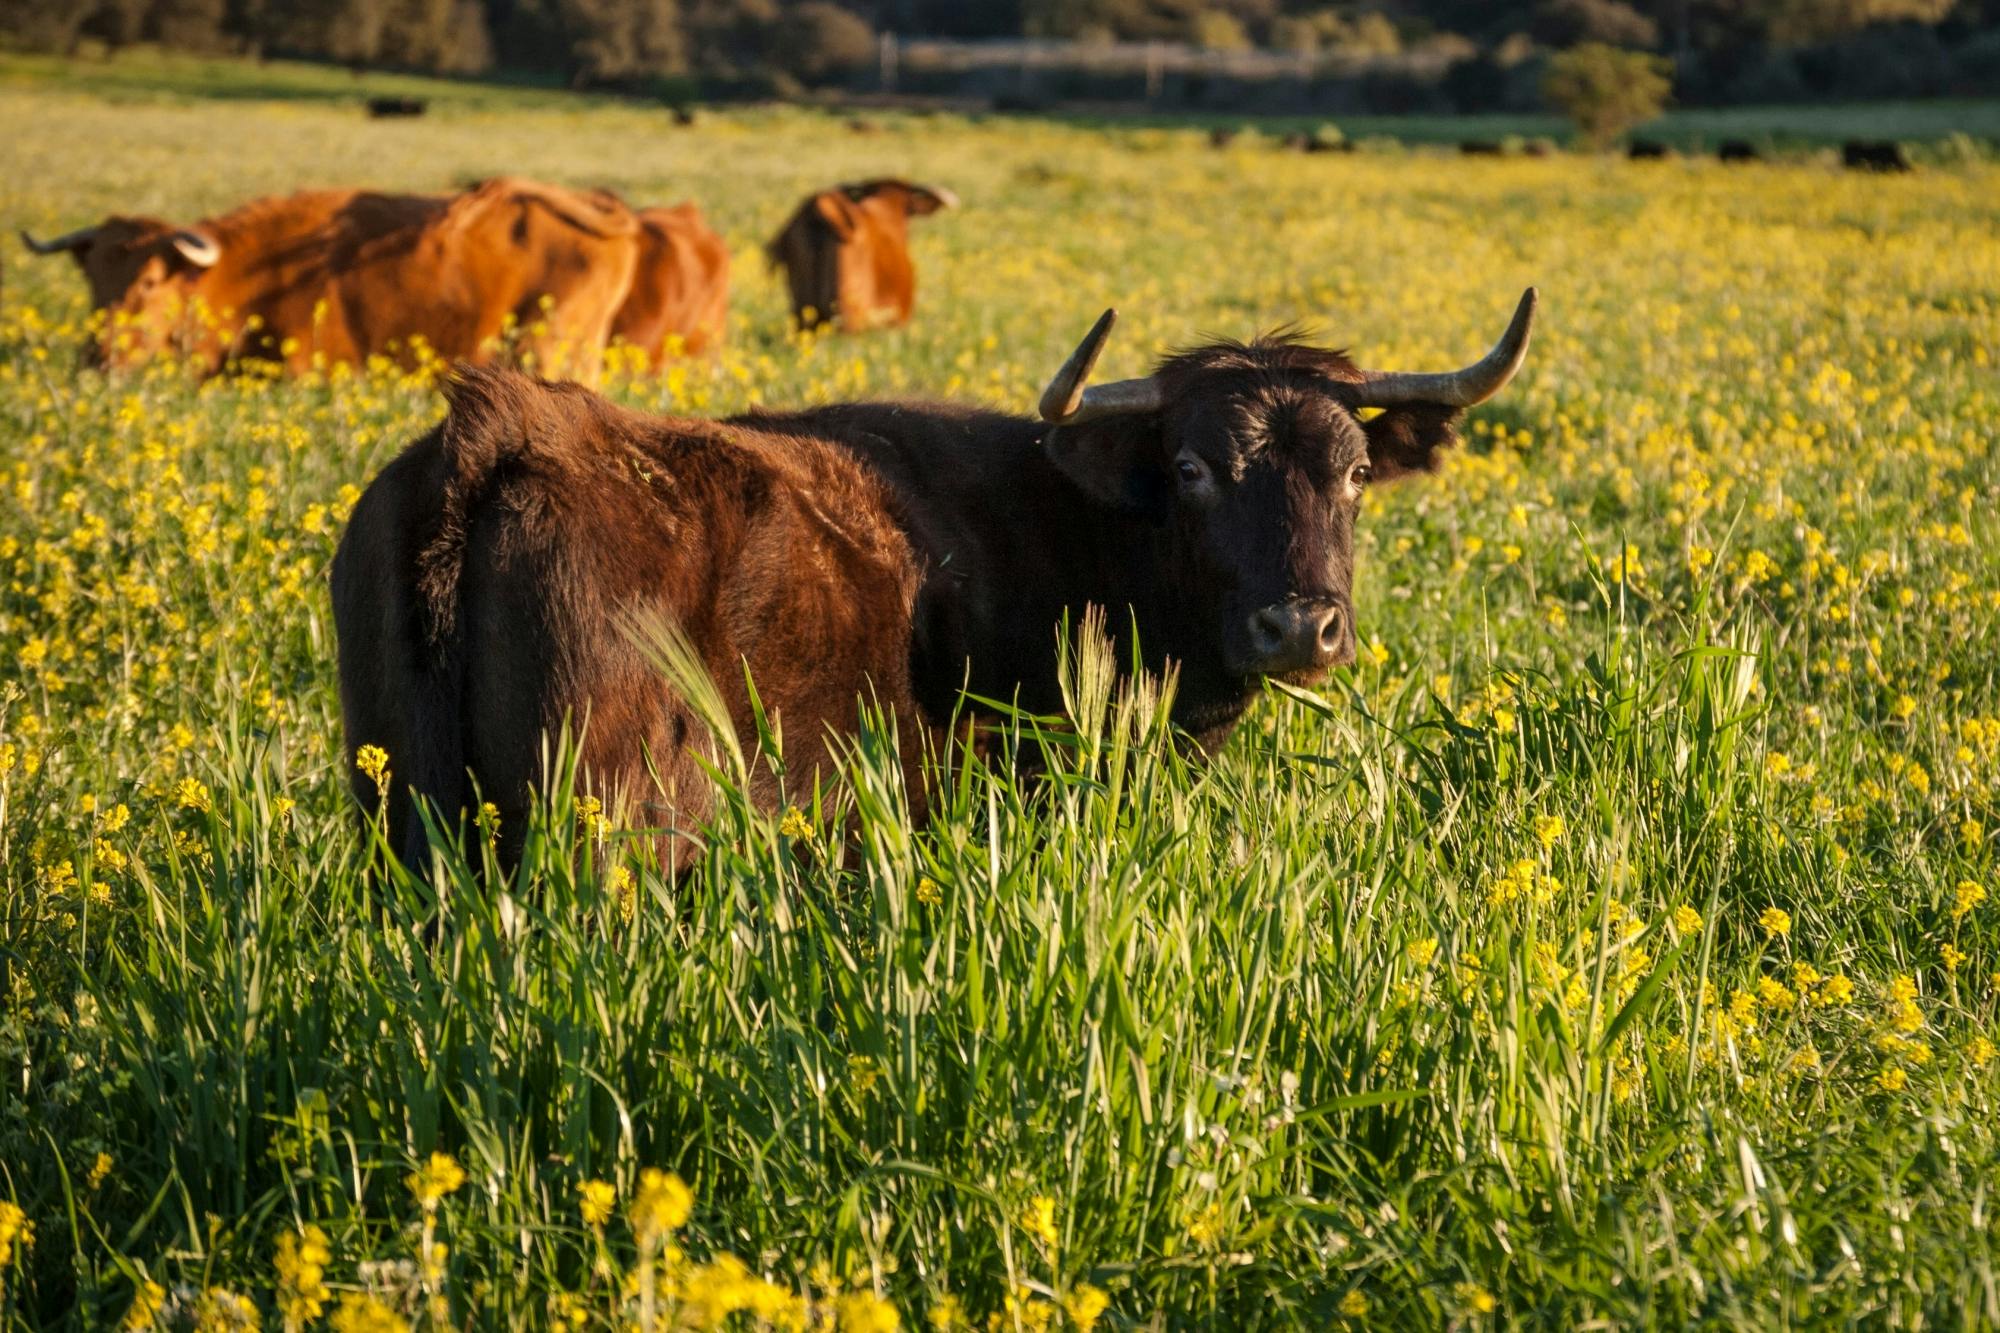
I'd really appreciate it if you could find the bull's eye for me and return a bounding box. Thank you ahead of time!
[1176,456,1208,486]
[1349,462,1374,488]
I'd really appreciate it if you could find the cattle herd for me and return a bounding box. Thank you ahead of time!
[22,174,953,381]
[23,166,1538,867]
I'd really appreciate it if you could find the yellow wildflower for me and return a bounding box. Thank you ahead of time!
[578,1178,615,1228]
[1020,1194,1060,1248]
[1953,881,1987,920]
[329,1294,410,1333]
[275,1224,333,1326]
[174,776,212,813]
[123,1280,168,1331]
[1454,1281,1498,1315]
[405,1151,466,1209]
[354,744,389,788]
[834,1290,901,1332]
[1063,1284,1111,1331]
[630,1167,693,1242]
[1757,906,1792,938]
[0,1201,32,1272]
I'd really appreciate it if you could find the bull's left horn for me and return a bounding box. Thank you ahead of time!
[20,225,103,254]
[1353,287,1538,409]
[1039,308,1164,425]
[171,231,220,267]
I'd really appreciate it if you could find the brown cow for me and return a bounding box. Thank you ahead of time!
[21,177,640,382]
[609,203,731,366]
[333,291,1537,870]
[765,179,955,332]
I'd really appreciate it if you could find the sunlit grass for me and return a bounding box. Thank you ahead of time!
[0,65,1997,1330]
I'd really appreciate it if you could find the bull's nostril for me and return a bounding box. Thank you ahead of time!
[1318,605,1346,651]
[1249,608,1287,657]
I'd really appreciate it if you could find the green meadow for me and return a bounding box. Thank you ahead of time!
[1,54,1998,1329]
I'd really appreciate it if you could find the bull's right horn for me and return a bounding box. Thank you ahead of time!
[20,226,103,255]
[1039,308,1165,425]
[171,231,220,267]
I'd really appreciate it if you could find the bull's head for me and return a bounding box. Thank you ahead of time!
[1038,290,1536,683]
[21,219,220,368]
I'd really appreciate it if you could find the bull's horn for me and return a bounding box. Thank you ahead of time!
[171,230,220,267]
[1353,287,1538,409]
[20,225,102,254]
[932,186,960,209]
[1039,308,1164,425]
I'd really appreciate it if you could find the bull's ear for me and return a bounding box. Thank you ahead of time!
[1361,403,1462,482]
[1044,418,1165,512]
[813,192,859,239]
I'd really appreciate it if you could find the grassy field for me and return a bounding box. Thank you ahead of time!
[2,56,1999,1331]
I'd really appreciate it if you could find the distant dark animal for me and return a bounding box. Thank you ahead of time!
[1521,141,1554,158]
[1209,127,1240,148]
[766,179,955,332]
[1719,140,1762,163]
[991,92,1050,114]
[21,178,639,381]
[671,106,699,127]
[848,117,882,135]
[1628,140,1669,160]
[367,97,428,119]
[1304,138,1353,155]
[1460,140,1503,156]
[1843,140,1913,173]
[610,202,730,363]
[332,291,1539,869]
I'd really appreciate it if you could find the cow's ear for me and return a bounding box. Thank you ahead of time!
[813,193,859,239]
[1360,403,1461,483]
[904,185,957,216]
[1044,418,1166,513]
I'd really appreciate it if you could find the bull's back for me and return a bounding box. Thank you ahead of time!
[337,367,929,863]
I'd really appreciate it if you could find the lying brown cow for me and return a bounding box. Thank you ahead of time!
[766,179,955,332]
[609,203,731,364]
[21,178,640,382]
[333,291,1537,869]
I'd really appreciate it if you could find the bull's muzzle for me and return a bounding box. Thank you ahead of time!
[1245,597,1354,676]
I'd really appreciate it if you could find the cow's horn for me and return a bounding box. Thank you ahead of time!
[171,230,220,267]
[1039,308,1164,425]
[1352,287,1538,409]
[20,225,102,255]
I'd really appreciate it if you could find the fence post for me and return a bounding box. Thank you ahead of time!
[879,31,898,93]
[1146,40,1163,104]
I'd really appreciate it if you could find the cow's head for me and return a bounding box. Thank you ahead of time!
[1038,291,1536,684]
[21,219,221,367]
[814,179,957,239]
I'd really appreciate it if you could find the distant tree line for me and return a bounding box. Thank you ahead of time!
[4,0,1997,103]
